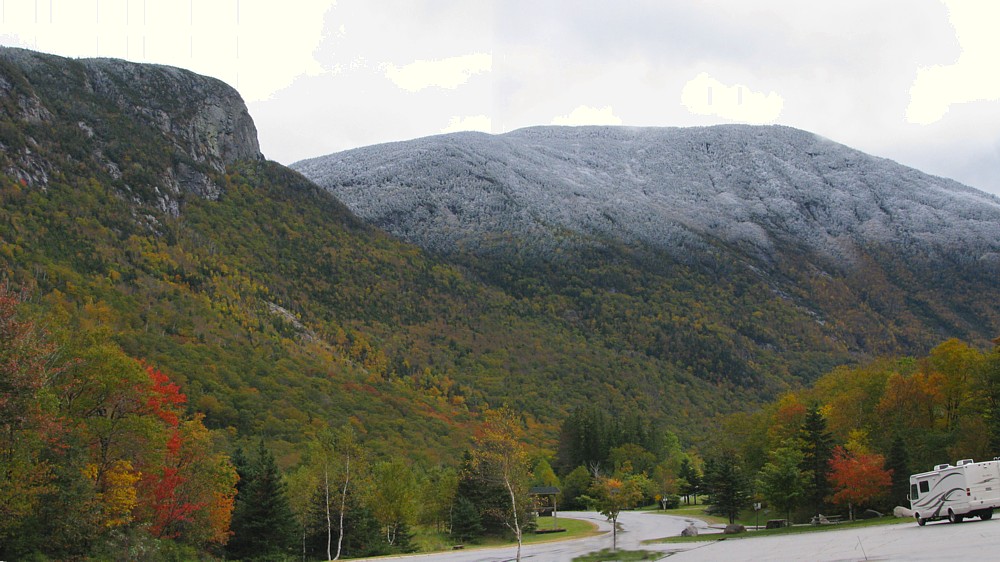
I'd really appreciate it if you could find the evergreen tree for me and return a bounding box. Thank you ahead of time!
[678,457,702,505]
[450,496,483,543]
[454,450,491,534]
[340,500,386,558]
[886,434,911,508]
[556,406,612,473]
[982,349,1000,454]
[227,441,296,561]
[302,483,389,560]
[391,522,418,554]
[703,453,751,524]
[799,404,834,516]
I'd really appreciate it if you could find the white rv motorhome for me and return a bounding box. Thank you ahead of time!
[909,458,1000,525]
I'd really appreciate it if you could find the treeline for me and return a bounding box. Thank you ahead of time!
[698,339,1000,522]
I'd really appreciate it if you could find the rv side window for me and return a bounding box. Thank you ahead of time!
[911,483,919,499]
[919,481,930,494]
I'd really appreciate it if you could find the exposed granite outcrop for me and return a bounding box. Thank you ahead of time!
[79,56,262,173]
[0,47,262,204]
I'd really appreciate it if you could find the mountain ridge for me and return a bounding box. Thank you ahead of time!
[293,124,1000,271]
[294,123,1000,371]
[3,46,998,460]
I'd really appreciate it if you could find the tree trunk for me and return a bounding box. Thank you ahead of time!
[504,476,522,561]
[611,515,618,551]
[325,465,332,562]
[335,454,350,560]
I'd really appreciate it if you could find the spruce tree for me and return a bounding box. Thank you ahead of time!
[451,496,484,543]
[678,457,702,504]
[703,453,751,524]
[799,404,834,516]
[227,441,296,560]
[886,434,911,507]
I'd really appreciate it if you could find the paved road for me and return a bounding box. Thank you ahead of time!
[375,511,1000,561]
[664,516,1000,561]
[375,511,714,562]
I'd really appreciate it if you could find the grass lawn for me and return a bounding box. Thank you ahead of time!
[478,516,602,547]
[572,548,663,561]
[412,515,602,553]
[642,499,756,527]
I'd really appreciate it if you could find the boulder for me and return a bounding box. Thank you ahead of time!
[893,506,914,518]
[724,524,746,534]
[681,525,699,537]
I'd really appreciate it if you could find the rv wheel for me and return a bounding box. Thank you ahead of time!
[981,510,993,521]
[916,515,926,526]
[948,510,964,523]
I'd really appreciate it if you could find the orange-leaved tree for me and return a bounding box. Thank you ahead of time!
[585,471,645,551]
[828,445,892,520]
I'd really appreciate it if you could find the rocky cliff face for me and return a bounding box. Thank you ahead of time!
[0,47,261,208]
[79,57,262,173]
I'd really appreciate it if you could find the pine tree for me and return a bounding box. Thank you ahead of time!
[886,434,910,507]
[703,453,751,524]
[450,496,483,543]
[982,349,1000,454]
[227,441,296,560]
[799,404,834,516]
[678,457,702,504]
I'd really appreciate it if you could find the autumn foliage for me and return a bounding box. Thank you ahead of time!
[828,446,892,519]
[0,286,237,559]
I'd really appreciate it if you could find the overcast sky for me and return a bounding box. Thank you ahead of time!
[2,0,999,195]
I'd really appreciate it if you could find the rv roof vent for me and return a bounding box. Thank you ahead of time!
[957,459,975,466]
[935,464,952,470]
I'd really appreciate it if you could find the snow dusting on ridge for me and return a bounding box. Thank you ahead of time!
[292,125,1000,270]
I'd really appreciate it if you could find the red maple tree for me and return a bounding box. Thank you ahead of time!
[828,446,892,520]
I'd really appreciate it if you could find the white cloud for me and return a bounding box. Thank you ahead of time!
[906,0,1000,124]
[551,105,622,126]
[0,0,333,102]
[383,53,492,92]
[441,114,493,134]
[681,72,783,124]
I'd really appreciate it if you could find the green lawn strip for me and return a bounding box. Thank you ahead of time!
[477,516,602,547]
[572,548,664,561]
[644,516,912,544]
[411,516,603,554]
[644,506,730,526]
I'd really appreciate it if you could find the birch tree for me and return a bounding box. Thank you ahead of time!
[472,407,530,562]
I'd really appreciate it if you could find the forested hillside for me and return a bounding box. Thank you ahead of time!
[3,46,1000,558]
[296,126,1000,389]
[0,46,839,462]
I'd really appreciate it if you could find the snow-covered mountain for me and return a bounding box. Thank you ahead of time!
[293,125,1000,273]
